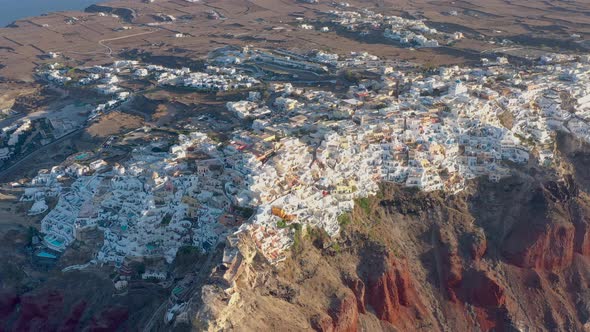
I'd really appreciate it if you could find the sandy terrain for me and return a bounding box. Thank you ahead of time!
[86,111,143,137]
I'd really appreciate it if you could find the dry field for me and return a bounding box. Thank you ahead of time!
[1,0,589,84]
[86,111,143,137]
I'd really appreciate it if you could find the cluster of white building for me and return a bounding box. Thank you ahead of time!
[208,53,590,263]
[24,44,590,267]
[144,63,259,92]
[175,70,259,91]
[23,131,252,264]
[0,119,34,162]
[312,51,340,66]
[3,119,32,146]
[39,58,261,122]
[327,8,464,48]
[43,63,72,84]
[226,98,271,119]
[39,61,134,121]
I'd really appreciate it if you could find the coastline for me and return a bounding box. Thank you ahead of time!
[0,0,101,28]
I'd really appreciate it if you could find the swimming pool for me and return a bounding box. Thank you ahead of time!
[36,251,58,259]
[74,153,90,161]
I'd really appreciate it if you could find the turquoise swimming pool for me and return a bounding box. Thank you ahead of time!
[74,153,89,161]
[36,251,57,259]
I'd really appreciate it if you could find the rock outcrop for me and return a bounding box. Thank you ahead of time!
[0,289,19,319]
[365,255,427,329]
[0,274,166,332]
[573,214,590,256]
[329,292,359,332]
[500,180,578,272]
[502,220,575,271]
[345,276,366,314]
[84,4,137,22]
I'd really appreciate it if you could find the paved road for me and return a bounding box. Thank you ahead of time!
[99,30,157,57]
[480,46,523,55]
[64,30,158,56]
[0,113,26,128]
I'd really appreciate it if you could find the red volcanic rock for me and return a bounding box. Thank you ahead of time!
[458,271,505,308]
[443,257,463,302]
[436,228,463,302]
[457,271,507,332]
[15,290,64,331]
[59,301,88,332]
[434,226,509,331]
[312,314,334,332]
[314,292,359,332]
[84,306,129,331]
[573,217,590,256]
[0,289,19,318]
[472,306,507,332]
[503,222,575,271]
[329,293,359,332]
[346,277,366,313]
[467,232,487,261]
[366,255,426,328]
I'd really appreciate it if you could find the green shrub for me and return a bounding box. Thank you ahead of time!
[292,225,303,254]
[332,243,341,253]
[337,213,351,227]
[161,214,172,225]
[276,219,288,228]
[357,197,371,214]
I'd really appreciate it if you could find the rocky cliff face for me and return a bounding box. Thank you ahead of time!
[0,272,167,331]
[364,254,429,329]
[191,134,590,332]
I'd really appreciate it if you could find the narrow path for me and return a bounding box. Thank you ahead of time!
[64,30,158,56]
[98,30,158,57]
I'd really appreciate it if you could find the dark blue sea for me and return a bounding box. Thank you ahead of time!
[0,0,98,27]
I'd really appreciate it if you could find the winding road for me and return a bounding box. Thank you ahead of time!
[63,30,158,57]
[98,30,157,57]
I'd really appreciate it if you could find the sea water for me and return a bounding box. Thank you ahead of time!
[0,0,99,27]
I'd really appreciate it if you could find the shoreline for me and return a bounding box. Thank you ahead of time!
[0,0,103,28]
